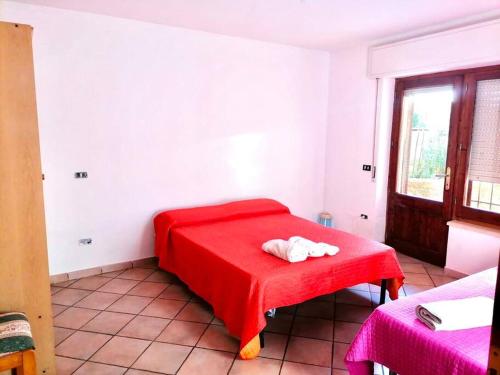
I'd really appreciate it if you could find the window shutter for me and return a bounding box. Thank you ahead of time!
[467,79,500,184]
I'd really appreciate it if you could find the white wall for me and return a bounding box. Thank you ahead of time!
[446,221,500,275]
[324,46,394,241]
[1,1,330,275]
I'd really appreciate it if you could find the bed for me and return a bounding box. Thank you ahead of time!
[154,198,404,359]
[345,267,497,375]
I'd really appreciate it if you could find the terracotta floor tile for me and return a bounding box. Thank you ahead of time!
[101,270,124,278]
[91,336,151,367]
[157,320,207,346]
[73,362,126,375]
[368,284,384,293]
[145,270,175,283]
[82,311,135,334]
[280,361,331,375]
[312,294,334,302]
[332,369,349,375]
[197,324,239,353]
[133,342,192,374]
[403,284,433,296]
[53,280,77,287]
[423,263,448,276]
[335,304,373,324]
[335,290,372,307]
[258,333,288,360]
[396,253,423,264]
[176,302,213,323]
[70,276,111,290]
[404,272,434,286]
[107,295,154,314]
[334,321,361,344]
[127,281,168,297]
[370,292,396,307]
[55,356,84,375]
[98,278,140,294]
[158,284,193,301]
[211,317,225,326]
[55,330,111,360]
[285,336,332,367]
[296,300,334,319]
[51,286,63,295]
[52,304,67,317]
[177,347,234,375]
[125,370,160,375]
[140,298,186,318]
[430,275,457,287]
[51,288,91,306]
[264,314,293,334]
[277,305,297,315]
[229,357,281,375]
[75,291,122,310]
[400,263,427,274]
[117,268,155,281]
[291,316,333,341]
[53,307,100,329]
[346,283,370,292]
[119,315,170,340]
[53,327,75,345]
[332,342,349,369]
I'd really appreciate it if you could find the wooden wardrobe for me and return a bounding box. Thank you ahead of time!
[0,21,56,374]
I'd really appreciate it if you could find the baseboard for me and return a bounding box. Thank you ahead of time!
[50,256,158,284]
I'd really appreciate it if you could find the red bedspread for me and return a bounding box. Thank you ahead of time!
[154,199,404,354]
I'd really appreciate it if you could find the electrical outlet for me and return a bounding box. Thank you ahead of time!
[360,214,368,219]
[75,171,88,178]
[362,164,371,171]
[79,238,92,245]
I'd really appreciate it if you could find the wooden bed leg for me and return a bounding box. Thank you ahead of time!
[259,332,265,348]
[379,279,387,305]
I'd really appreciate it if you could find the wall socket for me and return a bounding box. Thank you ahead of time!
[75,171,88,178]
[79,238,92,245]
[362,164,372,171]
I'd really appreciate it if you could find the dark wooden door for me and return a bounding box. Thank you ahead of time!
[386,75,463,266]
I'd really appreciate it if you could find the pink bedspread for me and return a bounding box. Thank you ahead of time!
[345,267,497,375]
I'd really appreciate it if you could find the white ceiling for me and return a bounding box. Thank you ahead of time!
[11,0,500,50]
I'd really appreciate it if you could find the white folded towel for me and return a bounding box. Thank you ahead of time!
[262,239,308,263]
[317,242,340,256]
[262,237,340,262]
[416,296,494,331]
[289,236,325,257]
[288,237,340,257]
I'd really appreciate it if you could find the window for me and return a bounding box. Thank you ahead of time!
[466,181,500,213]
[455,67,500,225]
[396,86,454,202]
[462,78,500,214]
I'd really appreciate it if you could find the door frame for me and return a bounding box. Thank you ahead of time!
[386,73,464,265]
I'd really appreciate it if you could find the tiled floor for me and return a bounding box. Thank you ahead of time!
[51,253,459,375]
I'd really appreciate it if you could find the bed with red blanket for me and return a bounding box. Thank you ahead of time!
[154,199,404,359]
